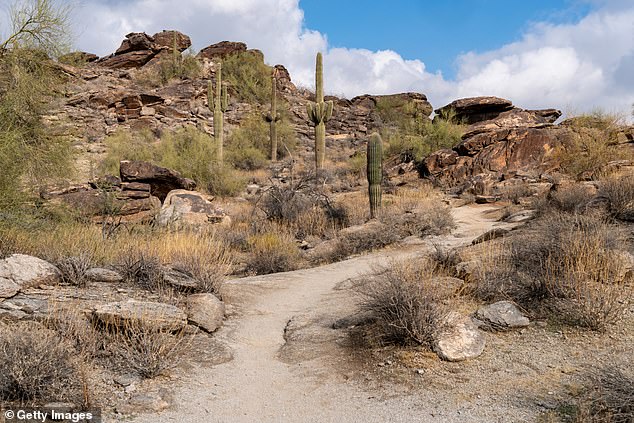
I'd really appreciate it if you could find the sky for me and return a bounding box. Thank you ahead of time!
[2,0,632,118]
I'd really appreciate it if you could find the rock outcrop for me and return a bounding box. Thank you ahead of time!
[197,41,247,60]
[157,190,228,228]
[0,255,61,299]
[119,160,196,202]
[98,30,191,69]
[422,97,568,186]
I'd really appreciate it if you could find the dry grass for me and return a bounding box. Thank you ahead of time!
[355,259,452,348]
[245,232,304,275]
[599,175,634,221]
[0,321,89,406]
[574,366,634,423]
[472,211,632,331]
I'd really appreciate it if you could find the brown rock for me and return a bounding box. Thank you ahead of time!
[462,108,561,139]
[98,50,155,69]
[157,190,226,227]
[115,32,154,54]
[186,293,224,332]
[435,96,514,124]
[151,30,191,52]
[92,300,187,331]
[58,51,99,64]
[197,41,247,60]
[119,161,196,202]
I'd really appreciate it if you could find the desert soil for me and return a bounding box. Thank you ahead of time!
[129,203,633,423]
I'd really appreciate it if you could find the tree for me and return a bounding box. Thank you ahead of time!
[1,0,72,58]
[0,0,74,211]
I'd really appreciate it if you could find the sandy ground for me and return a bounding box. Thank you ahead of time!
[128,204,547,423]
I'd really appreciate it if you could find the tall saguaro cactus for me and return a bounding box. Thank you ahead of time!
[306,52,333,170]
[367,132,383,219]
[208,61,228,163]
[265,74,281,161]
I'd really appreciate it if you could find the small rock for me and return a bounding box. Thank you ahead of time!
[471,228,509,245]
[118,392,170,414]
[504,209,536,223]
[0,254,61,293]
[186,293,224,333]
[433,312,486,362]
[163,268,199,292]
[475,301,530,331]
[85,267,123,282]
[114,373,141,387]
[93,300,187,331]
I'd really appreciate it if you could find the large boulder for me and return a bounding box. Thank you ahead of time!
[186,293,224,332]
[119,161,196,202]
[435,96,514,124]
[92,300,187,331]
[0,255,60,299]
[52,188,161,221]
[98,30,192,69]
[157,190,228,227]
[197,41,247,60]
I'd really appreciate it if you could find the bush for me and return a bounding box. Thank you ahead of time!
[158,50,201,84]
[222,51,272,104]
[101,126,246,196]
[356,260,451,347]
[245,232,303,275]
[0,321,87,406]
[599,175,634,221]
[557,111,631,178]
[227,112,297,165]
[476,211,631,331]
[56,253,93,287]
[575,366,634,423]
[107,322,191,379]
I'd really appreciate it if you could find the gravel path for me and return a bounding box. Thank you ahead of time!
[132,204,522,423]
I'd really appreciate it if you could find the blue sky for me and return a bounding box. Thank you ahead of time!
[300,0,593,79]
[8,0,629,117]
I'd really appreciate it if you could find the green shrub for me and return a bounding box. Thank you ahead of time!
[223,51,272,104]
[227,112,297,165]
[158,49,201,85]
[0,48,74,210]
[101,126,246,196]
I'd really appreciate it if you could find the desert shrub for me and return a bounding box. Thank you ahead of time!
[222,51,272,104]
[557,111,630,178]
[101,126,246,196]
[56,253,93,287]
[116,250,164,291]
[356,260,451,347]
[574,366,634,423]
[227,112,297,165]
[158,49,201,84]
[383,110,464,163]
[0,321,87,406]
[171,249,227,295]
[538,183,597,215]
[476,211,631,330]
[0,48,74,210]
[245,232,303,275]
[598,175,634,221]
[327,221,400,263]
[107,322,191,379]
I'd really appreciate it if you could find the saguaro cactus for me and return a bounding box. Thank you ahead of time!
[265,74,281,161]
[208,61,228,163]
[306,52,333,170]
[367,132,383,219]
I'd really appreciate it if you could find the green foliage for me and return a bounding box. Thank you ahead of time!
[226,112,297,169]
[158,50,201,85]
[557,110,630,178]
[367,133,383,219]
[222,51,272,104]
[0,48,74,211]
[383,113,464,162]
[101,126,246,196]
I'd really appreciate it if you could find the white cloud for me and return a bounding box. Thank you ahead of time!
[68,0,634,118]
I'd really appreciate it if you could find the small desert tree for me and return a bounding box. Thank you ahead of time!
[0,0,74,210]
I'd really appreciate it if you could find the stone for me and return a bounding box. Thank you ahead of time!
[197,41,247,60]
[433,312,486,362]
[92,300,187,331]
[475,301,530,331]
[186,293,225,333]
[58,51,99,64]
[435,96,514,124]
[151,30,191,52]
[119,161,196,202]
[53,189,160,219]
[157,189,226,227]
[0,255,60,295]
[98,50,155,69]
[471,228,509,245]
[163,268,199,292]
[85,268,123,283]
[119,392,170,414]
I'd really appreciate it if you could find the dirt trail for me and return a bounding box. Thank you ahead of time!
[132,204,519,423]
